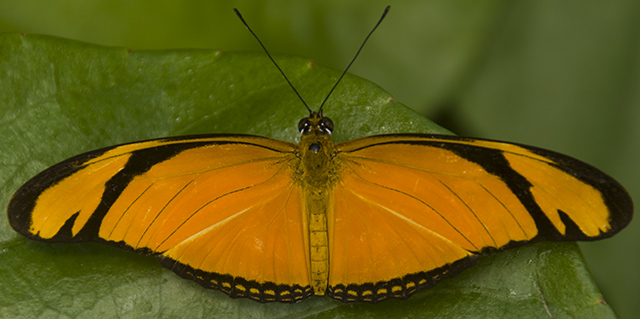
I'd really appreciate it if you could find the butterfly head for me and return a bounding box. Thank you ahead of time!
[298,111,334,136]
[298,112,334,154]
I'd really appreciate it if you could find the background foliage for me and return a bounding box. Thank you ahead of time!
[0,0,637,318]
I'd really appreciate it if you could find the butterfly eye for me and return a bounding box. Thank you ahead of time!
[319,117,334,135]
[298,118,311,134]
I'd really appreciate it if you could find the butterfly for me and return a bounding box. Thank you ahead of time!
[6,7,633,304]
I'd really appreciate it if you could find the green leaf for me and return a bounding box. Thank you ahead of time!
[0,35,616,318]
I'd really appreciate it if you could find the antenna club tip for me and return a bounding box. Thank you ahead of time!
[233,8,243,19]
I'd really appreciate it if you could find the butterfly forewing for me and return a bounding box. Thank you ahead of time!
[8,134,316,302]
[324,134,632,302]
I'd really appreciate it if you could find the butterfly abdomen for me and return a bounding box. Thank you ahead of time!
[305,190,331,295]
[299,145,333,295]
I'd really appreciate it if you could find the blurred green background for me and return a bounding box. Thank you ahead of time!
[0,0,637,318]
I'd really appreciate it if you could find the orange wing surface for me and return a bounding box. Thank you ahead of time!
[326,134,632,302]
[8,134,316,302]
[7,130,633,303]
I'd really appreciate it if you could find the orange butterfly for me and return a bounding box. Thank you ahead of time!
[7,7,633,303]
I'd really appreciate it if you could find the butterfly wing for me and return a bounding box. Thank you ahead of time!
[8,135,313,303]
[327,134,633,302]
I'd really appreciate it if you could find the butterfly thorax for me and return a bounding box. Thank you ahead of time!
[296,112,337,296]
[297,112,337,188]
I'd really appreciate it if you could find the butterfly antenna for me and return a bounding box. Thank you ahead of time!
[234,8,312,115]
[318,5,390,115]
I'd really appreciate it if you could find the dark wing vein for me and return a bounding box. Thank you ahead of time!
[134,178,198,248]
[154,161,292,252]
[436,179,496,249]
[341,158,477,252]
[478,183,530,238]
[107,183,154,239]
